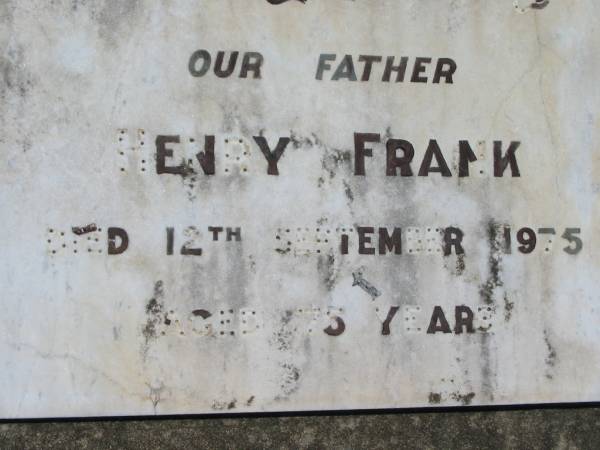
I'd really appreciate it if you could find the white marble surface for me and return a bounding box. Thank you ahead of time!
[0,0,599,418]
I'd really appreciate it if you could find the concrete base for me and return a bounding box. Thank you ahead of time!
[2,408,599,449]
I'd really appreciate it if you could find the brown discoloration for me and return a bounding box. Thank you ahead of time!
[479,333,495,403]
[455,254,465,276]
[289,131,322,150]
[317,251,337,291]
[531,0,550,10]
[247,254,257,273]
[192,309,212,319]
[0,41,34,102]
[477,305,495,332]
[289,131,352,186]
[428,392,442,404]
[279,363,301,397]
[343,180,354,204]
[514,0,550,13]
[142,281,165,350]
[211,400,235,411]
[479,221,503,304]
[352,272,381,299]
[504,294,514,322]
[321,149,352,181]
[267,0,307,4]
[544,330,557,379]
[451,392,476,406]
[272,310,294,352]
[147,383,165,413]
[72,223,97,235]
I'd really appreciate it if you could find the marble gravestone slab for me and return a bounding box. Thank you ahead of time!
[1,0,599,418]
